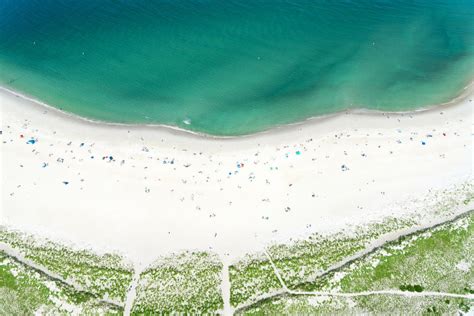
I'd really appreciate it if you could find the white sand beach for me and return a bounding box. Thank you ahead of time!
[0,86,472,267]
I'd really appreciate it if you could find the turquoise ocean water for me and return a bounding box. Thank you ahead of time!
[1,1,473,135]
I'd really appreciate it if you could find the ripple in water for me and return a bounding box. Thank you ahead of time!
[0,0,473,135]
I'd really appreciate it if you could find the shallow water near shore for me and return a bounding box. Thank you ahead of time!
[1,0,473,135]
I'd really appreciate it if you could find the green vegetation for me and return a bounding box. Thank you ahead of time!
[332,213,474,295]
[229,216,415,308]
[399,284,424,292]
[131,251,224,314]
[0,251,122,315]
[239,295,353,315]
[267,216,415,289]
[240,295,470,315]
[229,253,283,307]
[239,212,474,314]
[0,228,133,304]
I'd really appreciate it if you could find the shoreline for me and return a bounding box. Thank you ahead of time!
[1,80,473,140]
[1,81,473,265]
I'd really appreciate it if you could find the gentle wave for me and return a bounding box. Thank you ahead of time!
[1,0,473,135]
